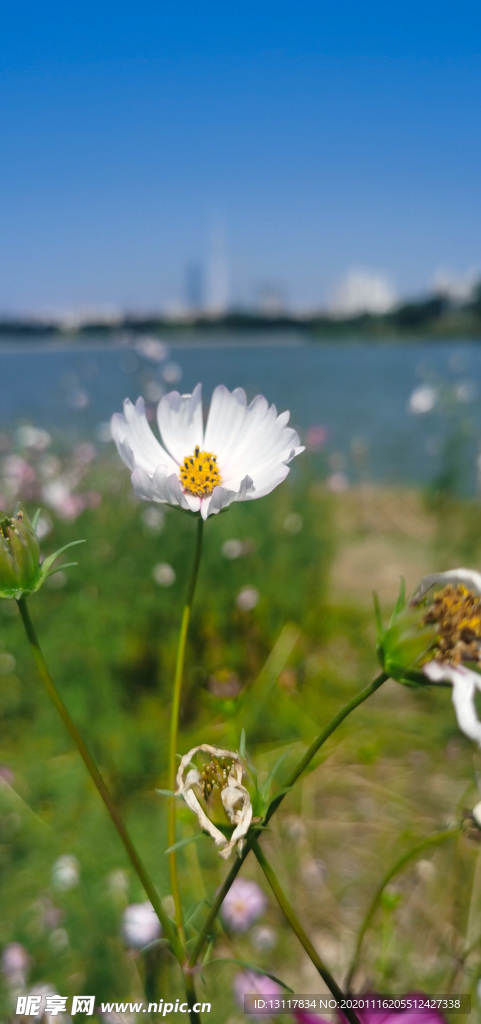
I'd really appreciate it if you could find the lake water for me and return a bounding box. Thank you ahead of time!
[1,331,481,491]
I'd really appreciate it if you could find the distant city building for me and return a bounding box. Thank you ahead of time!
[255,283,287,316]
[206,226,229,314]
[431,266,479,304]
[329,268,396,317]
[184,261,204,312]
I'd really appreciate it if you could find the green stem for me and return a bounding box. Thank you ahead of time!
[266,671,389,823]
[345,825,460,989]
[184,971,202,1024]
[168,516,204,939]
[189,671,388,967]
[188,841,246,967]
[252,839,362,1024]
[16,597,184,965]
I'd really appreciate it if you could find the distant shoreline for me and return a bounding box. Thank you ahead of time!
[2,294,481,341]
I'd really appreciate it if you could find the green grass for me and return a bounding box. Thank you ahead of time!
[2,463,481,1021]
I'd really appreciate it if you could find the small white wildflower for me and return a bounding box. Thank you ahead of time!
[145,380,165,403]
[221,878,267,931]
[51,854,80,891]
[142,507,165,532]
[121,901,161,949]
[251,925,278,952]
[135,337,169,363]
[152,562,176,587]
[176,744,253,859]
[50,928,69,952]
[283,512,303,534]
[327,471,349,492]
[222,538,245,559]
[473,802,481,829]
[107,869,130,897]
[236,586,259,611]
[111,383,304,520]
[35,514,53,540]
[162,362,182,383]
[408,385,437,414]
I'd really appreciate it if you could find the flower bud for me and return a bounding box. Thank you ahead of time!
[0,506,41,598]
[0,505,84,600]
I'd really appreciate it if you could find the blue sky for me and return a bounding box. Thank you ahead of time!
[2,1,481,313]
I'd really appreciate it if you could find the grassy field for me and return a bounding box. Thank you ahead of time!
[2,458,481,1021]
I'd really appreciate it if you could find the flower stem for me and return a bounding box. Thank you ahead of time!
[16,597,184,965]
[189,671,388,967]
[184,971,202,1024]
[252,838,362,1024]
[266,670,389,823]
[168,516,204,939]
[345,824,460,989]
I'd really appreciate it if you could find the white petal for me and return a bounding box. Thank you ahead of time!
[182,785,227,848]
[132,466,190,510]
[220,780,253,859]
[200,476,254,519]
[204,386,304,497]
[111,398,176,474]
[411,569,481,604]
[241,462,291,500]
[157,384,204,464]
[203,386,249,462]
[424,660,481,746]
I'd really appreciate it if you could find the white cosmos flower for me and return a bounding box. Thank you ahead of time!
[411,569,481,746]
[111,384,304,520]
[176,743,252,859]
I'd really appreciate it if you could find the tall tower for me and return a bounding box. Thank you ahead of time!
[206,224,229,315]
[184,261,204,312]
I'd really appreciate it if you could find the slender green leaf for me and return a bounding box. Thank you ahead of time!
[164,832,204,855]
[201,958,293,991]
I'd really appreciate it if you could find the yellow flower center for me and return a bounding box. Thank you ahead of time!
[200,757,233,801]
[179,445,222,497]
[422,584,481,666]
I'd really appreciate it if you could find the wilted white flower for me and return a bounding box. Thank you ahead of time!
[221,878,267,931]
[121,901,161,949]
[411,569,481,746]
[176,744,253,859]
[51,854,80,891]
[111,384,304,520]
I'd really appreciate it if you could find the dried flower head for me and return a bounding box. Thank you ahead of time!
[176,743,252,859]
